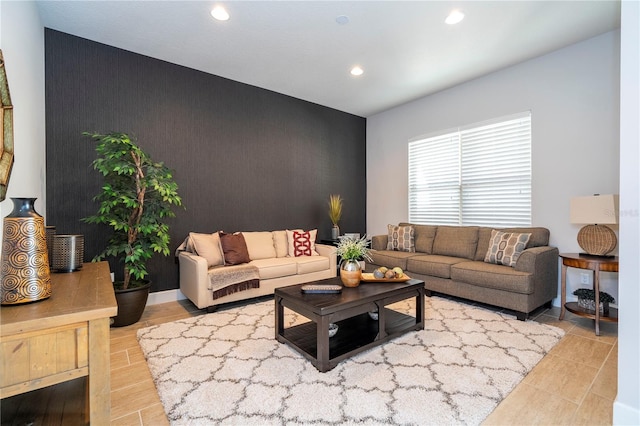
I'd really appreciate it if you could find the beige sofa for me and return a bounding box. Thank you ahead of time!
[178,230,337,310]
[365,223,558,320]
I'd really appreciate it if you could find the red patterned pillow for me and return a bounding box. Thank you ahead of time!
[292,230,312,256]
[285,229,318,257]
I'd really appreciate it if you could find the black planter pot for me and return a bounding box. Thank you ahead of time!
[111,281,151,327]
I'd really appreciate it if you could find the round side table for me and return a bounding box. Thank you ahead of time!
[559,252,618,335]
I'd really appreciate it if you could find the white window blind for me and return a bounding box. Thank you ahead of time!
[408,112,531,227]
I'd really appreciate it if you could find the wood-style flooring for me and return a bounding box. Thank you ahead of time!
[1,297,617,425]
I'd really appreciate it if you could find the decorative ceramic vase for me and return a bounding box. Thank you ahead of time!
[340,259,361,287]
[1,197,52,304]
[331,225,340,240]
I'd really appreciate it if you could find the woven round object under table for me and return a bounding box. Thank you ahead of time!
[52,234,84,272]
[577,224,617,256]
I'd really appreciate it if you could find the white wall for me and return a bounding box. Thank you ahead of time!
[614,1,640,423]
[0,1,46,249]
[367,31,621,305]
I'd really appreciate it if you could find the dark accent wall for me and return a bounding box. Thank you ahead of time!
[45,29,366,292]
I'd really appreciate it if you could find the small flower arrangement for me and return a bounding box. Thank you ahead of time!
[336,235,372,262]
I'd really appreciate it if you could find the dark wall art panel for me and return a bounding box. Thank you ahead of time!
[45,29,366,293]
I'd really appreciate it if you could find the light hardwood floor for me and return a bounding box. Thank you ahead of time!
[1,297,617,425]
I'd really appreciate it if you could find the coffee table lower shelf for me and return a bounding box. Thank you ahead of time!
[278,309,419,372]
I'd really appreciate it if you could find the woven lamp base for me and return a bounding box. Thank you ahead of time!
[577,224,617,256]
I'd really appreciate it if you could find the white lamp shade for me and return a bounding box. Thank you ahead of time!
[570,194,619,225]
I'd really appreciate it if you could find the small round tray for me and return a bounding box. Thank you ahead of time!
[360,273,411,282]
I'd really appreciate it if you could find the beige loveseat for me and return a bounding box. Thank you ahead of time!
[365,223,558,320]
[178,230,337,310]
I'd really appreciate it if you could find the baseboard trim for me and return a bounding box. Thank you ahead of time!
[614,400,640,425]
[147,289,187,306]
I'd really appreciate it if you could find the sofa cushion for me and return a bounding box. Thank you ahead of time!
[242,231,277,260]
[286,229,318,256]
[403,223,437,254]
[386,224,415,252]
[451,261,534,295]
[189,232,224,267]
[272,231,288,258]
[219,232,251,265]
[484,230,531,267]
[432,226,478,260]
[367,250,417,270]
[407,254,468,279]
[294,255,330,274]
[249,258,297,279]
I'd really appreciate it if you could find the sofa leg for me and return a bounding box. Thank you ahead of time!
[425,290,432,297]
[206,305,218,314]
[515,311,528,321]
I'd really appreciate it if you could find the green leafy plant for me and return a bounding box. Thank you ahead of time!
[83,132,183,290]
[572,288,615,304]
[336,235,372,262]
[328,194,343,226]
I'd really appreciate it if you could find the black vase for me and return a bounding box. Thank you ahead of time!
[1,197,51,304]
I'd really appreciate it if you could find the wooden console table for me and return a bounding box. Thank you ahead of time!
[0,262,117,423]
[559,253,618,336]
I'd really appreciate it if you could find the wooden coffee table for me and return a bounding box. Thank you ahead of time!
[274,277,425,372]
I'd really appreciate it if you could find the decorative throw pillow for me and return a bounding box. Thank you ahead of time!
[189,232,224,267]
[272,230,289,258]
[484,230,532,267]
[293,231,312,256]
[285,229,318,257]
[386,224,415,252]
[218,232,251,265]
[241,231,277,260]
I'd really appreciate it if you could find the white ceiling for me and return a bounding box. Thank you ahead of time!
[35,1,621,117]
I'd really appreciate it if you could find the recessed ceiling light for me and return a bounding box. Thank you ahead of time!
[445,9,464,25]
[350,66,364,76]
[211,6,229,21]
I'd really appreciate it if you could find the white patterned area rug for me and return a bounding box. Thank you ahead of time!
[137,296,564,426]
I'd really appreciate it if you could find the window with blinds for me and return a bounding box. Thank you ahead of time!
[408,112,531,227]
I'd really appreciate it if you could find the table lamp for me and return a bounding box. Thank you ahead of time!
[570,194,619,256]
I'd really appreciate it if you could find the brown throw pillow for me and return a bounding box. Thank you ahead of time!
[484,230,532,267]
[219,232,251,265]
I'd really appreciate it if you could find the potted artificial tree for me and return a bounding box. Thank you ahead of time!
[83,132,183,327]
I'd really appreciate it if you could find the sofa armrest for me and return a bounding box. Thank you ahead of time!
[315,243,337,272]
[371,235,387,251]
[178,251,212,309]
[515,246,558,273]
[515,245,560,302]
